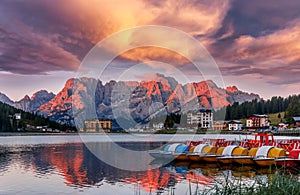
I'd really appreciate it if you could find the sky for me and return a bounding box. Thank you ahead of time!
[0,0,300,100]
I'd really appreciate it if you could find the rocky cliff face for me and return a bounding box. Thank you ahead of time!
[0,92,14,106]
[0,90,55,112]
[14,95,31,111]
[29,90,56,111]
[37,78,99,125]
[13,90,55,112]
[35,75,260,127]
[14,90,55,112]
[226,86,260,104]
[1,75,260,127]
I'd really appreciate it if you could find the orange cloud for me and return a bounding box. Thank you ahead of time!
[226,19,300,65]
[119,47,190,64]
[0,0,232,76]
[68,0,231,38]
[54,0,231,63]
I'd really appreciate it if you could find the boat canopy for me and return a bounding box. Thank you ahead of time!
[163,145,170,152]
[175,144,189,153]
[254,132,274,145]
[256,146,274,157]
[222,145,238,156]
[193,144,209,154]
[167,143,183,152]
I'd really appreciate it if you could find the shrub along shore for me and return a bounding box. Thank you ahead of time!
[201,171,300,195]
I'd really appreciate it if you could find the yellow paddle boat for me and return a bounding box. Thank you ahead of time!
[253,146,286,166]
[233,148,258,165]
[201,147,224,163]
[217,145,248,164]
[187,144,217,161]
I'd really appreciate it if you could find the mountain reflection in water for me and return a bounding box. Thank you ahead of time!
[0,142,295,194]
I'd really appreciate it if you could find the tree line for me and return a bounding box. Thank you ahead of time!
[0,102,75,132]
[215,95,300,123]
[145,95,300,129]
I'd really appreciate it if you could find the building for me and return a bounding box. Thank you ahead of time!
[212,121,228,130]
[246,114,270,129]
[187,109,213,129]
[14,113,21,120]
[278,122,289,130]
[153,122,164,130]
[293,117,300,128]
[228,120,243,131]
[83,119,112,133]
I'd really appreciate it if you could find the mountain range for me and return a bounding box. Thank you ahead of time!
[0,90,55,112]
[0,74,260,127]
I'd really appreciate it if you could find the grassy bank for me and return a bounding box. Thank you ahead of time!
[268,112,285,126]
[201,171,300,195]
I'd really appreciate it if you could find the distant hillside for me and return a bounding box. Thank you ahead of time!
[0,102,75,132]
[215,95,300,124]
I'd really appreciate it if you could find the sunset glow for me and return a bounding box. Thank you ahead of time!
[0,0,299,99]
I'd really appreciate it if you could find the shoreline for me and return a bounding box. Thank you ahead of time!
[1,129,300,137]
[0,132,80,137]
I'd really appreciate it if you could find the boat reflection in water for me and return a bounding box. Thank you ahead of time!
[0,142,298,194]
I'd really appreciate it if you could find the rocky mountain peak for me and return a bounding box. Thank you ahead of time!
[23,95,30,100]
[202,80,218,88]
[14,95,31,111]
[30,90,54,100]
[64,78,75,89]
[0,92,13,106]
[11,90,55,112]
[2,76,261,127]
[28,90,55,112]
[226,86,239,93]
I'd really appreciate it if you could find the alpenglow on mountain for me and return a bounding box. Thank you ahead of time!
[32,75,259,127]
[0,75,260,127]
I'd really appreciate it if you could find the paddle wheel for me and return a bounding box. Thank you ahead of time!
[246,132,275,148]
[277,140,300,152]
[243,132,300,153]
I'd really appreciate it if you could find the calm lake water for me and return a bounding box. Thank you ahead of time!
[0,134,299,195]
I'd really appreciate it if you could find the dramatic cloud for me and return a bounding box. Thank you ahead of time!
[0,0,300,99]
[0,24,80,74]
[231,21,300,65]
[214,19,300,85]
[0,0,231,74]
[229,0,300,35]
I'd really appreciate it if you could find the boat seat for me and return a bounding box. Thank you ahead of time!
[255,146,274,158]
[222,145,238,156]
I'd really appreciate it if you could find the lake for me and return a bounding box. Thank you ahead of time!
[0,134,299,194]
